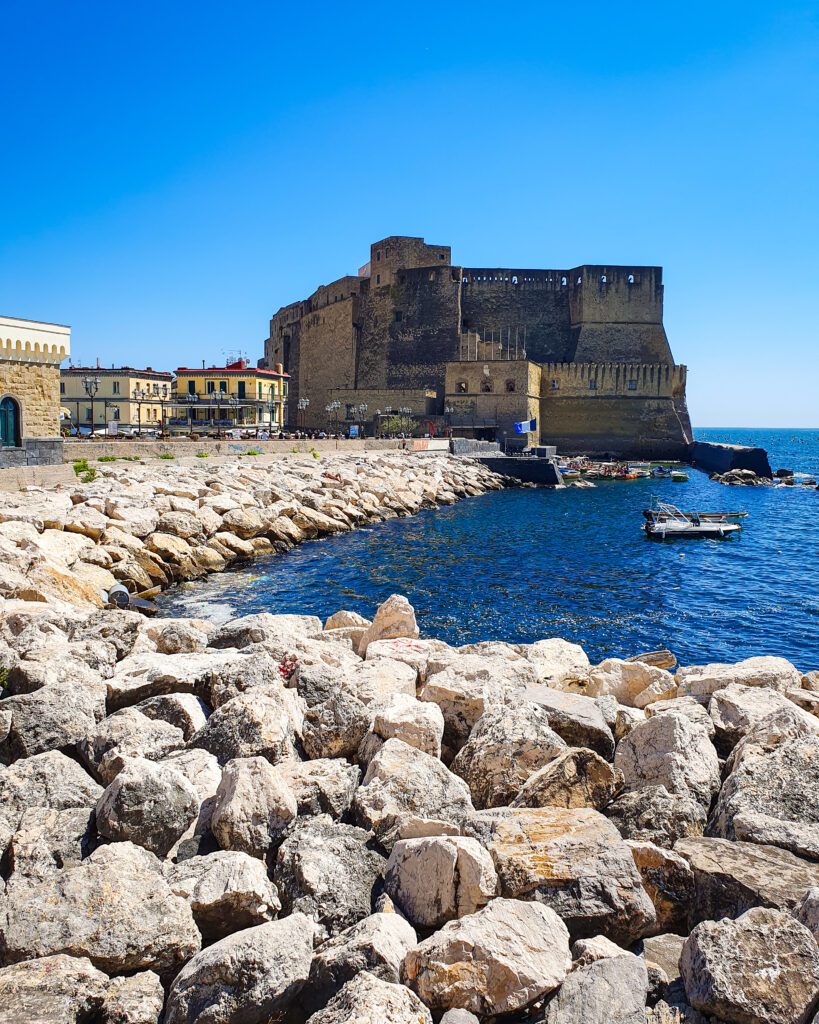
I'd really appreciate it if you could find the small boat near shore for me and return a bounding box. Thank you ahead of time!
[643,503,745,539]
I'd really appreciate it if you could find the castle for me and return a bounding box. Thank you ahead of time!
[262,236,692,457]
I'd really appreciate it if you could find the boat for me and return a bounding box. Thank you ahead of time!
[643,503,744,539]
[652,466,673,479]
[629,462,652,478]
[671,471,689,482]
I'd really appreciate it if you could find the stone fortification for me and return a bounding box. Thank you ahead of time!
[264,236,692,457]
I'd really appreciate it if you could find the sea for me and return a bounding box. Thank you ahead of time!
[158,428,819,672]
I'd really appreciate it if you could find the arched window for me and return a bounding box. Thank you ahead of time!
[0,396,21,448]
[505,379,516,393]
[480,379,493,393]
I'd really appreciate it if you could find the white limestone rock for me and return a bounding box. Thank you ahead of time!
[525,685,615,759]
[346,657,418,705]
[626,839,694,935]
[307,971,432,1024]
[709,682,803,752]
[79,707,185,783]
[358,594,420,656]
[192,690,297,765]
[402,897,571,1016]
[526,637,591,686]
[210,756,298,859]
[0,954,109,1024]
[544,952,650,1024]
[276,757,360,818]
[358,693,444,763]
[102,971,165,1024]
[512,747,623,810]
[136,692,209,740]
[606,785,707,849]
[383,836,498,928]
[8,806,96,879]
[676,655,803,698]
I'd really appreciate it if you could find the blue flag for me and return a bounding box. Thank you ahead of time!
[514,417,537,434]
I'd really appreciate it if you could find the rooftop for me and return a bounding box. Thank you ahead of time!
[62,365,173,378]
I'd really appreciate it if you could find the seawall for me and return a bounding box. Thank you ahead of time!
[688,441,773,479]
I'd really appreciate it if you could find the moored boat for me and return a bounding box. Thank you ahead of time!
[643,502,745,539]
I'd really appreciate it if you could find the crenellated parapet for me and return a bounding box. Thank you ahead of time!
[1,316,71,365]
[541,361,687,398]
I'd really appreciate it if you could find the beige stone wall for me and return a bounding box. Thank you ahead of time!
[1,359,61,438]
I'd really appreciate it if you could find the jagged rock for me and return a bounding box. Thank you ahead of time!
[0,841,200,974]
[221,506,265,538]
[161,747,222,850]
[526,637,590,686]
[543,952,650,1024]
[402,897,571,1015]
[79,707,185,783]
[709,713,819,858]
[644,695,716,739]
[462,806,656,943]
[358,693,444,762]
[208,611,323,649]
[571,933,630,966]
[615,704,647,740]
[276,758,360,817]
[8,806,96,878]
[303,913,418,1015]
[0,750,102,848]
[439,1012,480,1024]
[324,609,371,630]
[274,815,385,938]
[192,690,297,765]
[0,679,104,763]
[365,636,450,685]
[450,702,567,808]
[627,840,694,935]
[674,836,819,926]
[307,971,432,1024]
[709,683,800,753]
[681,907,819,1024]
[154,511,203,541]
[102,971,164,1024]
[383,836,498,928]
[359,594,419,656]
[607,785,707,848]
[165,850,280,943]
[347,658,418,705]
[0,954,109,1023]
[525,686,615,759]
[150,620,208,654]
[303,689,370,760]
[419,655,536,755]
[640,932,686,986]
[353,738,474,850]
[788,687,819,715]
[676,655,803,698]
[163,914,314,1024]
[614,714,720,807]
[570,658,677,708]
[95,757,200,857]
[136,692,209,740]
[210,756,298,859]
[512,747,622,810]
[795,888,819,946]
[803,670,819,692]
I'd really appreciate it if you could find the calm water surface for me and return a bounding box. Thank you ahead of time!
[159,428,819,670]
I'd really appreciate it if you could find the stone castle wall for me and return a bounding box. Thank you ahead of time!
[1,361,61,438]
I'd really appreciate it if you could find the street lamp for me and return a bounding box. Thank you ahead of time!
[398,406,411,436]
[325,399,340,434]
[160,383,169,434]
[132,385,148,437]
[444,404,454,436]
[357,403,368,438]
[82,375,100,437]
[297,397,310,432]
[267,385,278,435]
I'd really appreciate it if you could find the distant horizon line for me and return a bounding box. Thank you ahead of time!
[696,426,818,431]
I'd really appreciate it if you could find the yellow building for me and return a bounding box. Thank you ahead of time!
[1,315,71,466]
[60,365,173,434]
[172,359,288,433]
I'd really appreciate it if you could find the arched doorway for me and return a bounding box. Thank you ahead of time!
[0,396,21,448]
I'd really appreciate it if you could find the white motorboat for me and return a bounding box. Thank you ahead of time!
[643,502,743,539]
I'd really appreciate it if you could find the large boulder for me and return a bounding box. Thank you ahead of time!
[136,692,209,740]
[644,695,716,738]
[462,806,656,943]
[614,714,720,807]
[402,897,571,1016]
[163,915,314,1024]
[0,679,104,763]
[709,683,800,753]
[210,756,297,860]
[8,806,96,879]
[192,690,297,765]
[543,951,649,1024]
[626,840,694,935]
[274,815,386,938]
[165,850,281,944]
[346,658,418,705]
[450,703,567,808]
[526,637,590,686]
[709,713,819,858]
[383,836,498,928]
[358,693,444,762]
[0,841,200,975]
[302,689,370,760]
[572,658,677,709]
[102,970,165,1024]
[677,655,802,698]
[95,757,200,857]
[674,836,819,926]
[353,738,474,850]
[512,747,622,810]
[303,913,418,1016]
[681,907,819,1024]
[606,785,707,849]
[307,971,432,1024]
[79,707,185,783]
[0,954,109,1024]
[275,758,360,818]
[358,594,419,656]
[524,685,615,759]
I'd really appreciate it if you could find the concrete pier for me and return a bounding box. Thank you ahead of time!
[688,441,772,479]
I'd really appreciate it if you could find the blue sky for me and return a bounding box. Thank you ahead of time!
[1,2,817,427]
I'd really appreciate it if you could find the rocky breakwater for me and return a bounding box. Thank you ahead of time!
[0,452,507,610]
[2,589,819,1023]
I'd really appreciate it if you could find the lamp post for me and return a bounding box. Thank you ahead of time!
[227,395,238,433]
[357,403,368,438]
[81,375,100,437]
[324,400,340,434]
[398,406,411,436]
[132,386,148,437]
[159,384,169,435]
[444,404,454,436]
[267,385,278,436]
[297,397,310,432]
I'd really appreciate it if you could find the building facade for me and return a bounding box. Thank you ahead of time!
[1,315,71,466]
[173,359,288,432]
[263,236,692,457]
[61,366,174,433]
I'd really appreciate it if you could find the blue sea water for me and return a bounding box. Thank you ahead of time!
[159,428,819,671]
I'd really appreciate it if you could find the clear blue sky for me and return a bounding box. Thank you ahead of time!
[2,1,817,427]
